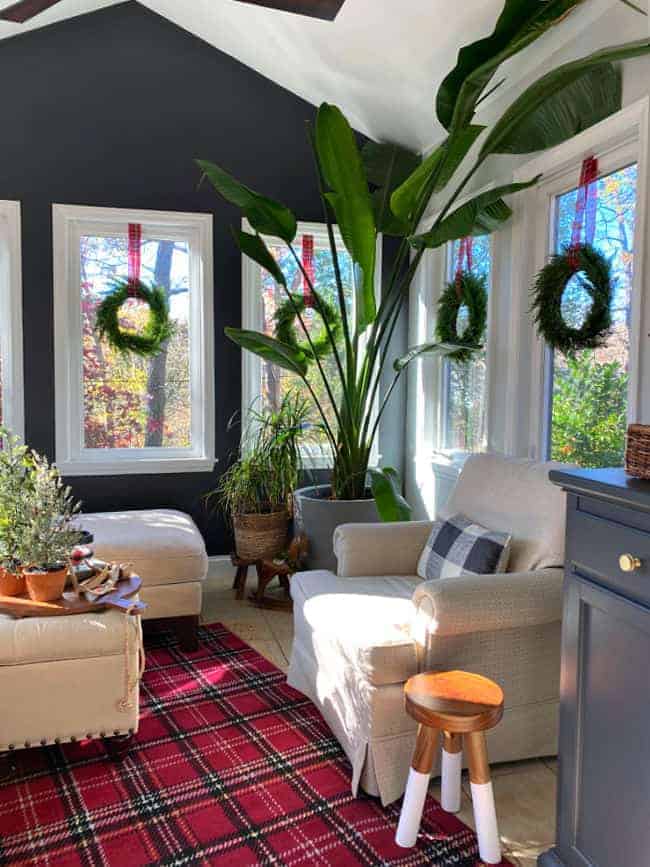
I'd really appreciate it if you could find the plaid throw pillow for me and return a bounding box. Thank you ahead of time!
[416,513,511,581]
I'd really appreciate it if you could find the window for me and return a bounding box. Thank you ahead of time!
[0,201,24,437]
[242,221,379,466]
[546,164,638,467]
[440,235,491,454]
[53,205,214,475]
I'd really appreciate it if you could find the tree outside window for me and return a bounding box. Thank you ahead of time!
[550,163,637,467]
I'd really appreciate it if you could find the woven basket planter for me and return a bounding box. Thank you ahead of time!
[625,424,650,479]
[233,510,289,561]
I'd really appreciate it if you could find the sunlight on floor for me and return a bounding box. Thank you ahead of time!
[201,562,557,866]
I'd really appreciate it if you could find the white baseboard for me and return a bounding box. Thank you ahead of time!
[207,555,232,580]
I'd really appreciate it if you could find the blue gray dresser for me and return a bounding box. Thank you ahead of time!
[539,468,650,867]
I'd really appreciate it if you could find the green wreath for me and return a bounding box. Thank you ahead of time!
[95,281,173,358]
[435,271,488,362]
[531,243,612,355]
[274,292,342,362]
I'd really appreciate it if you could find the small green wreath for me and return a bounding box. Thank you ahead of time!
[435,271,488,362]
[95,281,173,358]
[274,292,342,362]
[531,243,612,355]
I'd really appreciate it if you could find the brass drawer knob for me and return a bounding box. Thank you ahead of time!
[619,553,642,572]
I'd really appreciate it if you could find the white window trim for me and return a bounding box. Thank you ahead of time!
[0,201,24,439]
[241,219,382,469]
[507,98,649,460]
[413,181,501,473]
[52,204,215,476]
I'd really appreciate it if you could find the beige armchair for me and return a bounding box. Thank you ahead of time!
[287,454,570,806]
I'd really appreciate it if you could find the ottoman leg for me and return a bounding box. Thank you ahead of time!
[105,734,134,763]
[466,731,501,865]
[396,725,439,848]
[0,752,17,782]
[441,732,463,813]
[176,615,200,652]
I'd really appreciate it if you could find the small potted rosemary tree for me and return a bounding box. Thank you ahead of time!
[20,451,82,602]
[0,429,33,596]
[211,392,310,561]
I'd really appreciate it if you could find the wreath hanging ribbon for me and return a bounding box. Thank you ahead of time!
[95,223,173,357]
[531,156,613,354]
[435,236,487,362]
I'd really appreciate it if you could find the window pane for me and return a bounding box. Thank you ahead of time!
[441,235,491,453]
[80,235,191,449]
[259,235,354,449]
[549,164,637,468]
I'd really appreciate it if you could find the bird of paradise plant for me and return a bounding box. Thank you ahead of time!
[198,0,649,516]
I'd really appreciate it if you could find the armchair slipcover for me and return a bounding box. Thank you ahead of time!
[287,454,570,805]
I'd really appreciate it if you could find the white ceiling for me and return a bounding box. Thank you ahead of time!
[0,0,621,151]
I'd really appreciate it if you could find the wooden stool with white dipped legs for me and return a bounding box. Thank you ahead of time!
[396,670,505,865]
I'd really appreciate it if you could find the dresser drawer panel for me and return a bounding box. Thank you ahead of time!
[566,501,650,607]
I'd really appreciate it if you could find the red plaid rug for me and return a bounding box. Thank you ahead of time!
[0,624,511,866]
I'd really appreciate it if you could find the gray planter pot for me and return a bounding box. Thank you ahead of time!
[294,484,379,572]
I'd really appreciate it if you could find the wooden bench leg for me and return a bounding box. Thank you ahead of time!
[441,731,463,813]
[465,730,501,865]
[175,615,200,653]
[396,725,439,848]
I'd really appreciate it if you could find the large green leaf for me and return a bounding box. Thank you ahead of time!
[390,126,484,228]
[225,327,308,377]
[480,40,650,157]
[490,62,621,154]
[393,341,480,371]
[437,0,586,132]
[361,141,421,235]
[390,144,446,224]
[315,104,377,331]
[197,159,297,243]
[234,230,286,287]
[433,125,486,192]
[409,178,539,250]
[369,467,412,522]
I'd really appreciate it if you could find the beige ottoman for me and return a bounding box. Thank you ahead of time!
[0,608,142,759]
[81,509,208,651]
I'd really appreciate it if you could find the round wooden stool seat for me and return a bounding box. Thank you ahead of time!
[404,670,504,733]
[396,670,505,863]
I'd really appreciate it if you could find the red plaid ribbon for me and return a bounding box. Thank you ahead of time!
[127,222,142,297]
[455,235,473,298]
[302,234,315,307]
[569,155,599,268]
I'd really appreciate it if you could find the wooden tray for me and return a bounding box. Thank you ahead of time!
[0,575,145,619]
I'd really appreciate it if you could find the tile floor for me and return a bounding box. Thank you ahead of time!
[201,562,556,867]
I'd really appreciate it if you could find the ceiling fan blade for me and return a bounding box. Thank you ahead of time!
[0,0,63,23]
[233,0,346,21]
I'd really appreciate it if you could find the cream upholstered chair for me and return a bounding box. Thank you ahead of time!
[287,454,571,806]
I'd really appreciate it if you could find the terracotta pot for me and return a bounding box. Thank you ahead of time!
[233,510,289,561]
[24,566,68,602]
[0,566,26,597]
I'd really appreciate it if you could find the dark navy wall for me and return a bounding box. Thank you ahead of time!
[0,1,407,554]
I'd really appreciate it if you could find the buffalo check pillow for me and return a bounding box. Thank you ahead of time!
[416,513,512,581]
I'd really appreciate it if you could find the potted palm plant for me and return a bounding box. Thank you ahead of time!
[210,392,311,561]
[20,451,82,603]
[197,0,650,567]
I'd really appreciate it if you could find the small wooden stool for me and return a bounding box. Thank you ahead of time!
[396,670,504,865]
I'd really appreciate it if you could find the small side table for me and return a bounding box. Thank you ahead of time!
[396,670,504,865]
